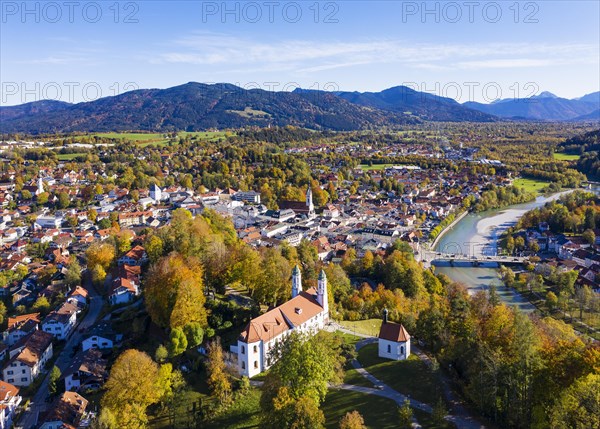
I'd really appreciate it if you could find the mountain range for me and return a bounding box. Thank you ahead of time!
[0,83,598,134]
[464,91,600,121]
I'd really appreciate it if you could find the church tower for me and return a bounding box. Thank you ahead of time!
[306,187,315,218]
[317,269,329,319]
[292,265,302,298]
[37,177,44,195]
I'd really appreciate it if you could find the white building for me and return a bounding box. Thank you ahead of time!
[236,267,329,378]
[63,349,107,392]
[42,302,78,340]
[82,323,122,351]
[3,313,41,346]
[149,184,162,202]
[35,216,64,229]
[232,191,261,204]
[377,309,411,361]
[0,380,21,429]
[3,330,53,386]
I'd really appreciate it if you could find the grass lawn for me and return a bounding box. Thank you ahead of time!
[179,131,230,140]
[203,388,262,429]
[359,163,395,171]
[227,107,271,118]
[343,367,374,388]
[513,178,550,194]
[94,132,166,141]
[322,389,400,429]
[94,131,228,146]
[414,408,453,429]
[356,344,441,405]
[339,319,382,337]
[553,152,581,161]
[57,152,86,160]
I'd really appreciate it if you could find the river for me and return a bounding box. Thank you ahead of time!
[432,192,573,312]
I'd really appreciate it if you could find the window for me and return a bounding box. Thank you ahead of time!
[253,345,258,353]
[21,378,27,382]
[6,371,13,375]
[241,362,246,370]
[254,361,258,369]
[241,346,245,355]
[7,379,13,383]
[400,346,404,355]
[387,344,391,353]
[22,370,26,374]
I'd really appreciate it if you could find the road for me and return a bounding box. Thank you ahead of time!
[17,275,104,429]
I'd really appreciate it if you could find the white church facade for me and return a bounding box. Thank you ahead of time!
[237,267,329,378]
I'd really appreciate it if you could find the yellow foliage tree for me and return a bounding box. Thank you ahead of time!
[101,350,160,427]
[145,253,207,329]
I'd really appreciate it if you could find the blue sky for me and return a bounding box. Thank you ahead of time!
[1,1,599,105]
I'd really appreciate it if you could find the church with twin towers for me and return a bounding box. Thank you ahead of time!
[236,265,329,377]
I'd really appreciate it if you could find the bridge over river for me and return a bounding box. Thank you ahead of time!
[419,250,528,268]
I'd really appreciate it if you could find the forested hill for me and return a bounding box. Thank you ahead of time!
[558,128,600,179]
[330,86,497,122]
[0,82,419,134]
[558,128,600,154]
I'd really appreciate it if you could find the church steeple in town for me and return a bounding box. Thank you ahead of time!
[292,265,302,298]
[317,269,328,319]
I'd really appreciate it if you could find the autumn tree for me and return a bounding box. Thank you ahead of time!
[339,410,366,429]
[397,399,413,429]
[255,247,292,305]
[206,339,232,404]
[102,350,161,428]
[86,241,116,271]
[0,301,6,326]
[550,373,600,428]
[168,328,188,357]
[91,264,107,285]
[183,322,204,347]
[48,366,62,395]
[144,235,164,264]
[145,253,207,329]
[57,191,70,209]
[64,260,81,287]
[230,245,262,295]
[155,345,168,363]
[32,296,51,314]
[261,331,343,421]
[112,230,134,255]
[269,389,325,429]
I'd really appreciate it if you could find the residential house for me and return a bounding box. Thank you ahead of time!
[3,313,41,346]
[63,349,108,392]
[42,302,78,340]
[117,245,148,266]
[108,276,139,306]
[0,380,21,429]
[39,391,88,429]
[66,286,88,308]
[82,323,122,351]
[3,330,53,386]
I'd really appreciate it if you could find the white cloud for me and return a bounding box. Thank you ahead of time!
[153,32,599,74]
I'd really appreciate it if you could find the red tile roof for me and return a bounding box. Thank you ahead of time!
[378,322,410,342]
[239,290,324,344]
